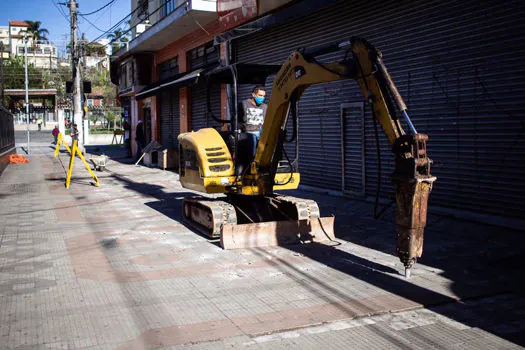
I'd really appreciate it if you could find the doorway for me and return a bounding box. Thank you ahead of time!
[341,102,365,196]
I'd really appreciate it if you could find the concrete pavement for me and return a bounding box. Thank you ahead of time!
[0,143,524,349]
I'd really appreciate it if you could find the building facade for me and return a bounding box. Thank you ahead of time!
[111,0,525,220]
[0,26,9,59]
[7,21,58,69]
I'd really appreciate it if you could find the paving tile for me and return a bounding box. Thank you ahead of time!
[1,147,524,349]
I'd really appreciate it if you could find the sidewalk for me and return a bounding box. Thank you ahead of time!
[0,144,524,349]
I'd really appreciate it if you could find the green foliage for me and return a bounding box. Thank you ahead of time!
[85,43,106,56]
[107,28,129,54]
[3,56,42,89]
[85,66,116,107]
[89,128,115,134]
[24,21,49,44]
[89,112,101,126]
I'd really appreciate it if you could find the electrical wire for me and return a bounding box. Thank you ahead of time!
[79,0,117,16]
[92,0,184,46]
[78,14,109,33]
[79,1,114,38]
[51,0,71,23]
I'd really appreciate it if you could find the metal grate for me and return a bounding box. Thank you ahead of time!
[234,0,525,218]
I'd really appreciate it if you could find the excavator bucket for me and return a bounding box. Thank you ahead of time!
[220,216,335,249]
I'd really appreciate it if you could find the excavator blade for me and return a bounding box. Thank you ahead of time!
[220,216,335,249]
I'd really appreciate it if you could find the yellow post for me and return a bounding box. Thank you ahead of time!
[65,140,77,189]
[76,148,100,187]
[64,140,100,189]
[54,133,72,157]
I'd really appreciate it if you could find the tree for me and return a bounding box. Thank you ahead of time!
[105,110,116,129]
[24,21,49,64]
[3,56,41,89]
[24,21,49,44]
[85,42,106,57]
[86,65,116,106]
[107,28,129,54]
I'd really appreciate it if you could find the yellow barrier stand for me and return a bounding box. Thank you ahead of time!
[65,140,101,189]
[53,132,72,157]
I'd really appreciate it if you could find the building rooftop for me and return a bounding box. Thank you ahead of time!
[9,20,29,27]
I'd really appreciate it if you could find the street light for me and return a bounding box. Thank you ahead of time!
[24,33,30,154]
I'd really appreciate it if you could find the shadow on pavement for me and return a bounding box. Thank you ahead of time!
[87,146,525,346]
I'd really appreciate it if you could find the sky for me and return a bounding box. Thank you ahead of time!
[0,0,131,56]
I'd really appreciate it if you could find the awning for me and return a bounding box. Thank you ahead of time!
[135,63,282,101]
[135,68,205,100]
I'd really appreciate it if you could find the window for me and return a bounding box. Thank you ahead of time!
[87,99,94,107]
[161,0,185,18]
[137,0,149,21]
[18,47,24,54]
[187,41,218,69]
[44,47,51,54]
[119,60,135,90]
[158,56,179,80]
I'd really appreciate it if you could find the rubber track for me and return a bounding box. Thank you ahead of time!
[183,197,237,238]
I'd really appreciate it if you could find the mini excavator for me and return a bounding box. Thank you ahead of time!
[178,37,436,276]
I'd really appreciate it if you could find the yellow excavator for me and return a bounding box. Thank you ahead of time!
[178,37,436,276]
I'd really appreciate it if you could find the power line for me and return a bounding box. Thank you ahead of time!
[91,0,152,43]
[79,0,117,16]
[51,0,71,23]
[78,15,108,33]
[79,1,113,37]
[100,0,181,48]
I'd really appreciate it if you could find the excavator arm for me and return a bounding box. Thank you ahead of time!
[249,37,436,273]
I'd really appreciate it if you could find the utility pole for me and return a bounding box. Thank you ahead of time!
[69,0,83,150]
[24,34,30,154]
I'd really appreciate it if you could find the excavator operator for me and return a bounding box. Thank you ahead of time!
[238,86,268,157]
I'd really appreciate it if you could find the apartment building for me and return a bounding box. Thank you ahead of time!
[0,26,9,59]
[7,20,58,69]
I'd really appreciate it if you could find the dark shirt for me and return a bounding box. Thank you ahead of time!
[70,128,79,141]
[238,99,267,132]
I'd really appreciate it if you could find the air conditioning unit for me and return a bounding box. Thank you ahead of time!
[136,22,152,37]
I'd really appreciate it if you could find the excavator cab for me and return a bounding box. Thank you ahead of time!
[178,63,301,193]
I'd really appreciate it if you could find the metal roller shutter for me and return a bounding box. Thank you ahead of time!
[190,83,222,131]
[234,0,525,218]
[160,87,180,149]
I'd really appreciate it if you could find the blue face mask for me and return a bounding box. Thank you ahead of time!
[254,96,265,105]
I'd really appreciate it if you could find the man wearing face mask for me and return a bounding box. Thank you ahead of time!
[238,86,267,157]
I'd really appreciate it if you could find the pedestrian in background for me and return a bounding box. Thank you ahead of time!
[70,123,79,147]
[36,117,43,131]
[52,126,59,144]
[135,120,146,158]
